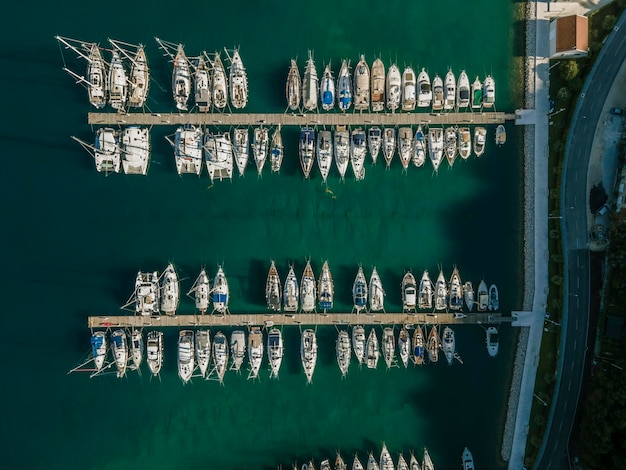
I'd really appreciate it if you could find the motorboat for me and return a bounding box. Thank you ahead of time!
[398,127,413,170]
[382,127,396,168]
[352,266,368,313]
[334,126,350,179]
[108,50,128,111]
[337,59,352,111]
[300,260,317,312]
[412,125,426,168]
[422,448,435,470]
[457,70,470,109]
[303,51,319,111]
[111,329,127,378]
[233,127,249,176]
[266,260,282,312]
[270,126,284,173]
[418,270,433,310]
[317,130,333,183]
[417,68,432,108]
[213,331,229,383]
[402,271,417,312]
[380,444,394,470]
[483,75,495,108]
[211,51,228,109]
[462,447,475,470]
[496,124,507,146]
[449,267,463,310]
[368,127,382,164]
[366,328,380,369]
[412,325,425,365]
[474,126,487,157]
[267,328,284,379]
[434,270,447,311]
[444,126,458,167]
[398,327,410,368]
[146,331,163,376]
[320,63,335,111]
[228,48,248,109]
[189,269,210,313]
[458,127,472,159]
[193,55,210,112]
[160,263,179,315]
[172,45,190,111]
[463,281,475,312]
[354,55,370,111]
[248,326,263,379]
[486,326,499,357]
[195,329,211,377]
[286,59,301,110]
[442,326,456,365]
[382,327,395,369]
[477,280,489,311]
[352,325,366,366]
[204,131,234,182]
[301,328,318,383]
[318,260,334,312]
[170,124,203,175]
[369,267,385,312]
[129,329,143,370]
[230,330,246,371]
[371,58,385,112]
[428,127,444,172]
[444,69,456,110]
[283,265,299,312]
[212,266,229,314]
[351,127,367,181]
[386,64,401,111]
[91,331,107,372]
[336,330,351,377]
[177,330,194,384]
[427,326,440,363]
[299,127,315,178]
[121,126,150,175]
[489,284,499,311]
[253,127,269,175]
[432,74,444,111]
[366,452,379,470]
[320,460,331,470]
[471,76,483,109]
[401,67,416,111]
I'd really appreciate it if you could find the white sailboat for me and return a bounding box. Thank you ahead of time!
[301,328,318,383]
[71,127,121,174]
[132,270,160,316]
[299,127,316,178]
[449,267,463,311]
[382,127,396,168]
[109,39,149,109]
[354,55,370,111]
[212,331,229,383]
[318,260,334,312]
[442,326,456,365]
[432,74,444,111]
[317,130,333,183]
[366,452,379,470]
[230,330,246,371]
[412,326,425,365]
[352,325,366,366]
[462,447,475,470]
[401,67,416,111]
[189,269,210,313]
[386,64,401,111]
[168,124,203,175]
[463,281,475,312]
[233,128,249,176]
[444,126,458,167]
[270,126,284,173]
[266,260,282,312]
[300,261,316,313]
[283,265,299,313]
[434,270,447,311]
[397,454,409,470]
[195,329,211,377]
[398,327,410,368]
[286,59,301,110]
[352,266,368,313]
[370,58,385,112]
[412,125,426,168]
[211,51,228,109]
[457,70,470,109]
[336,330,351,377]
[417,68,432,108]
[160,263,179,315]
[247,327,264,379]
[252,127,269,175]
[402,271,417,312]
[204,131,234,182]
[228,48,248,109]
[267,328,283,379]
[428,127,444,172]
[366,329,379,369]
[178,330,194,384]
[477,280,489,312]
[380,444,394,470]
[382,327,395,369]
[409,451,420,470]
[91,331,107,372]
[337,59,352,112]
[193,55,211,112]
[146,331,163,376]
[418,270,433,310]
[350,127,367,181]
[129,329,143,370]
[107,50,128,111]
[422,448,435,470]
[320,64,335,111]
[368,127,382,164]
[302,51,319,111]
[212,266,229,314]
[111,329,128,378]
[398,127,413,170]
[427,326,440,363]
[444,69,456,110]
[369,267,385,312]
[172,44,191,111]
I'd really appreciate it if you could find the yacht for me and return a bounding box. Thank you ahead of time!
[335,453,348,470]
[129,329,143,370]
[457,70,470,109]
[301,328,318,383]
[85,43,107,109]
[386,64,401,111]
[233,127,249,176]
[449,267,463,310]
[369,267,385,312]
[366,452,379,470]
[458,127,472,159]
[204,131,234,182]
[318,260,334,312]
[412,125,426,168]
[266,260,282,312]
[371,58,385,112]
[195,329,211,377]
[211,52,228,109]
[368,127,382,164]
[108,40,149,109]
[350,127,367,181]
[228,48,248,109]
[194,55,210,112]
[230,330,246,371]
[366,328,380,369]
[354,55,370,111]
[471,76,483,109]
[380,444,394,470]
[401,67,416,111]
[334,126,350,179]
[398,127,413,170]
[177,330,194,384]
[134,270,159,315]
[317,130,333,183]
[212,266,229,314]
[352,266,368,313]
[286,59,301,110]
[402,271,417,312]
[382,127,396,168]
[352,325,366,366]
[434,270,447,311]
[213,331,229,383]
[412,325,425,365]
[252,127,269,175]
[121,126,150,175]
[320,64,335,111]
[172,45,191,111]
[477,280,489,311]
[160,263,179,315]
[432,74,444,111]
[489,284,500,311]
[270,126,284,173]
[300,260,317,313]
[496,124,507,146]
[444,69,456,110]
[91,331,107,372]
[248,326,264,379]
[398,327,410,368]
[422,448,435,470]
[170,124,203,175]
[417,68,432,108]
[299,127,315,178]
[463,281,475,312]
[474,127,487,157]
[442,326,456,365]
[108,50,128,111]
[267,328,283,379]
[336,330,351,377]
[427,325,440,363]
[483,75,495,108]
[302,51,319,111]
[146,331,163,376]
[111,329,127,378]
[428,127,444,172]
[462,447,475,470]
[95,127,121,174]
[382,327,395,368]
[444,126,458,167]
[486,326,499,357]
[408,452,420,470]
[337,59,352,111]
[283,265,299,312]
[418,270,434,310]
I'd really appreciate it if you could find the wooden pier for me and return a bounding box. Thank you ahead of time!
[88,111,514,127]
[88,312,506,329]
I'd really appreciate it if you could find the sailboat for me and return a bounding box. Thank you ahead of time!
[428,127,444,171]
[350,127,367,181]
[434,270,447,311]
[462,447,475,470]
[230,330,246,371]
[352,325,366,366]
[463,281,475,312]
[211,51,228,109]
[335,453,348,470]
[471,76,483,109]
[178,330,194,384]
[111,329,127,378]
[195,329,211,377]
[422,448,435,470]
[366,328,380,369]
[248,327,264,379]
[228,48,248,109]
[129,329,143,370]
[270,126,284,173]
[266,261,282,312]
[370,58,385,112]
[402,271,417,312]
[369,267,385,312]
[72,127,121,174]
[368,127,382,164]
[337,59,352,111]
[431,74,444,111]
[318,261,334,312]
[334,125,350,179]
[398,127,413,170]
[253,127,269,175]
[483,75,496,108]
[172,44,191,111]
[457,70,470,109]
[193,55,211,112]
[477,280,489,312]
[108,50,128,111]
[146,331,163,376]
[442,326,456,365]
[458,127,472,160]
[317,130,333,183]
[412,325,425,365]
[299,127,316,178]
[286,59,301,110]
[397,454,409,470]
[449,267,463,311]
[398,327,410,368]
[486,326,499,357]
[354,55,370,111]
[382,327,395,368]
[204,131,234,182]
[267,328,283,379]
[233,128,249,176]
[412,125,426,168]
[386,64,401,111]
[401,67,416,111]
[474,127,487,157]
[352,266,368,313]
[300,261,317,313]
[366,452,380,470]
[109,40,149,109]
[382,128,396,168]
[417,68,432,108]
[488,284,499,311]
[121,126,150,175]
[213,331,229,383]
[212,266,229,314]
[427,325,440,363]
[380,444,394,470]
[444,126,458,167]
[418,270,433,310]
[443,69,456,110]
[336,330,351,377]
[283,265,299,313]
[408,451,420,470]
[169,124,203,175]
[302,51,319,111]
[91,331,107,372]
[320,64,335,111]
[301,329,318,383]
[160,263,179,315]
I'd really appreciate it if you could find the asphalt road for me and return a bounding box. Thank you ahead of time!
[534,15,626,470]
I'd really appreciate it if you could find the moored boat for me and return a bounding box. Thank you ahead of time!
[398,327,410,368]
[228,48,248,109]
[299,127,315,178]
[146,330,163,376]
[111,329,128,378]
[412,125,426,168]
[369,267,385,312]
[300,261,316,313]
[253,127,269,175]
[457,70,470,109]
[477,280,489,311]
[427,325,440,363]
[402,271,417,312]
[386,64,401,111]
[283,265,299,312]
[474,126,487,156]
[317,130,333,183]
[121,126,150,175]
[434,270,447,311]
[351,127,367,181]
[488,284,499,311]
[178,330,194,383]
[266,260,282,311]
[483,75,495,108]
[189,269,210,313]
[82,127,120,174]
[418,270,433,310]
[462,447,475,470]
[408,451,420,470]
[108,50,128,111]
[444,126,458,167]
[432,74,444,111]
[211,52,228,109]
[496,124,506,146]
[486,326,499,357]
[368,127,382,164]
[463,281,475,312]
[412,325,425,365]
[458,127,472,159]
[417,68,432,108]
[233,127,249,176]
[320,64,335,111]
[366,452,379,470]
[270,126,284,173]
[337,59,352,111]
[397,454,410,470]
[134,270,159,315]
[248,326,263,379]
[129,329,143,370]
[172,45,191,111]
[449,267,463,310]
[444,69,456,110]
[212,266,229,314]
[380,444,394,470]
[91,331,107,372]
[352,266,368,313]
[336,329,351,377]
[213,331,229,383]
[160,263,179,315]
[402,67,416,111]
[352,325,366,366]
[334,126,350,179]
[193,55,211,112]
[442,326,456,365]
[371,58,385,112]
[354,55,370,111]
[195,329,211,377]
[318,260,334,312]
[422,448,435,470]
[109,40,149,109]
[301,328,318,383]
[230,329,246,371]
[398,127,413,170]
[428,127,444,172]
[204,131,234,182]
[382,127,396,168]
[471,76,483,109]
[382,327,395,369]
[57,40,108,109]
[336,453,348,470]
[366,328,380,369]
[286,59,301,110]
[170,124,203,175]
[303,51,319,111]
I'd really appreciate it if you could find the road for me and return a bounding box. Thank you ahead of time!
[534,14,626,470]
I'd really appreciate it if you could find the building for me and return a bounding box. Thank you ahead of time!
[549,14,589,59]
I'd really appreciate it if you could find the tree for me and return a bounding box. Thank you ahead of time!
[603,14,617,31]
[557,86,571,101]
[561,61,579,81]
[550,275,563,286]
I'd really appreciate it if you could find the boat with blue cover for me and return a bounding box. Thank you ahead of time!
[352,266,368,313]
[412,325,425,365]
[91,331,107,372]
[337,59,352,111]
[212,266,229,314]
[320,64,335,111]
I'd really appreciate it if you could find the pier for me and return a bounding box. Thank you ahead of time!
[88,312,506,329]
[88,111,514,127]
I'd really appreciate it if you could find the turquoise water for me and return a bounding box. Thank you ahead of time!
[1,0,523,468]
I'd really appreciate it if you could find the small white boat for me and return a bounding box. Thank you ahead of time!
[427,326,440,363]
[412,125,426,168]
[458,127,472,159]
[444,69,456,110]
[472,76,483,109]
[369,267,385,312]
[267,328,283,379]
[172,45,191,111]
[444,126,458,167]
[78,127,120,175]
[382,327,395,369]
[352,325,366,366]
[371,58,385,112]
[457,70,470,109]
[365,328,380,369]
[353,455,365,470]
[129,329,143,370]
[300,261,317,313]
[302,51,319,111]
[483,75,495,108]
[398,127,413,170]
[397,454,409,470]
[320,460,331,470]
[160,263,179,315]
[418,270,433,310]
[401,67,416,111]
[178,330,194,384]
[488,284,499,311]
[318,260,334,312]
[408,451,420,470]
[252,127,269,175]
[266,261,282,312]
[270,126,284,173]
[336,330,351,377]
[477,280,489,312]
[386,64,401,111]
[317,130,333,183]
[111,329,127,378]
[402,271,417,312]
[442,326,456,365]
[432,74,444,111]
[91,331,107,372]
[300,127,316,178]
[248,326,264,379]
[189,269,210,314]
[379,444,394,470]
[211,52,228,109]
[496,124,507,146]
[170,124,203,175]
[417,68,432,108]
[212,266,229,314]
[434,270,447,311]
[146,331,163,376]
[462,447,475,470]
[352,266,368,313]
[422,448,435,470]
[320,64,335,111]
[334,126,350,180]
[350,127,367,181]
[108,50,128,111]
[398,327,410,368]
[193,55,211,112]
[428,127,444,172]
[121,126,150,175]
[301,328,318,383]
[286,59,301,110]
[283,265,299,313]
[213,331,229,383]
[195,329,211,377]
[382,127,396,168]
[463,281,475,312]
[230,330,246,371]
[337,59,352,111]
[228,48,248,109]
[354,55,370,111]
[486,326,499,357]
[366,452,379,470]
[335,453,348,470]
[233,127,249,176]
[412,325,425,365]
[449,267,463,311]
[204,131,234,182]
[474,126,487,157]
[368,127,382,164]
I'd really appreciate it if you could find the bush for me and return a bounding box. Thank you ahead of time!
[603,14,617,31]
[557,86,572,101]
[561,61,579,81]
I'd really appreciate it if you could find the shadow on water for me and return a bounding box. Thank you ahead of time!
[247,258,268,307]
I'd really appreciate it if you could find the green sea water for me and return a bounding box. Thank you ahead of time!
[1,0,524,468]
